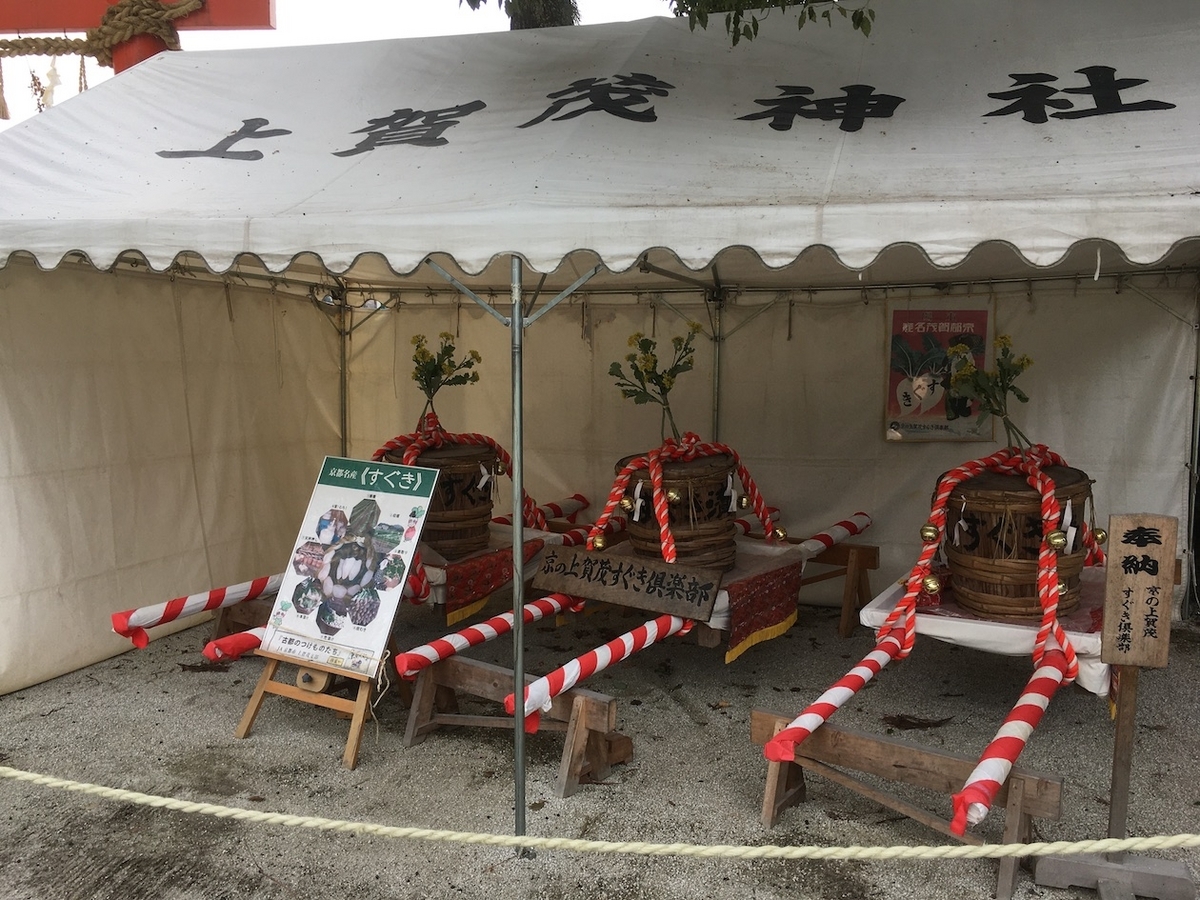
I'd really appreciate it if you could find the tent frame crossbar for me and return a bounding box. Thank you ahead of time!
[424,257,600,326]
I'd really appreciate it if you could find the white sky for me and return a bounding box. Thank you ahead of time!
[0,0,670,131]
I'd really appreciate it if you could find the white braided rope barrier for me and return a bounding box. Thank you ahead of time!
[3,765,1198,862]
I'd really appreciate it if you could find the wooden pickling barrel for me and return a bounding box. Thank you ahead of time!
[385,443,498,560]
[617,452,738,571]
[942,466,1093,621]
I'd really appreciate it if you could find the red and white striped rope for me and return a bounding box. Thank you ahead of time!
[764,630,904,761]
[403,549,432,603]
[589,455,651,549]
[763,444,1100,770]
[796,512,873,555]
[394,593,582,680]
[202,627,267,662]
[587,433,777,558]
[111,573,284,649]
[491,494,589,527]
[950,649,1070,834]
[735,506,780,535]
[558,517,626,547]
[505,614,694,732]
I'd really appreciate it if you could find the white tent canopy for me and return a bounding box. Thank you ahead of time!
[0,1,1197,697]
[2,0,1199,277]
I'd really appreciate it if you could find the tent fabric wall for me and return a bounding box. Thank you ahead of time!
[0,263,1193,696]
[2,2,1200,274]
[0,263,340,694]
[0,1,1198,694]
[347,277,1196,600]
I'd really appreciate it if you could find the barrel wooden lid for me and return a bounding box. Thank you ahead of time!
[947,465,1091,500]
[385,442,498,465]
[615,452,735,478]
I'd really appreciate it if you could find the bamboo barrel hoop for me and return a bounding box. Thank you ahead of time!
[618,452,738,572]
[385,443,498,560]
[942,465,1093,622]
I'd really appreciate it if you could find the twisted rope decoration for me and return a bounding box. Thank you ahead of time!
[372,412,547,531]
[587,432,777,559]
[766,444,1102,766]
[0,0,204,68]
[890,444,1098,671]
[3,765,1199,861]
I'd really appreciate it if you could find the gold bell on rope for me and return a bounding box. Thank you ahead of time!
[772,527,788,541]
[1093,527,1109,545]
[739,495,750,509]
[592,535,607,551]
[1046,530,1068,551]
[666,488,682,503]
[619,497,635,512]
[919,523,940,543]
[922,574,942,595]
[1057,580,1069,596]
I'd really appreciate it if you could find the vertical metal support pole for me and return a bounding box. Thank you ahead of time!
[711,299,723,442]
[1188,303,1200,617]
[510,256,528,842]
[338,299,349,457]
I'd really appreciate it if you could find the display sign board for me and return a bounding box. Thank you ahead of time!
[260,456,437,679]
[532,545,722,621]
[1101,513,1177,669]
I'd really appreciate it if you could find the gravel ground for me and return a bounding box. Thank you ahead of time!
[1,603,1198,900]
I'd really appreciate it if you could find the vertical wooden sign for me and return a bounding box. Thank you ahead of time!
[1100,513,1177,668]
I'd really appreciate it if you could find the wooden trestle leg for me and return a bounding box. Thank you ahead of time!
[751,710,1063,900]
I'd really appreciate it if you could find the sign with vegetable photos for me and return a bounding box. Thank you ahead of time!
[260,456,438,679]
[532,545,722,622]
[1101,513,1178,668]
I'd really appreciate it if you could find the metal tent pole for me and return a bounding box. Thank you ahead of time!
[421,255,600,846]
[509,256,528,841]
[339,294,349,456]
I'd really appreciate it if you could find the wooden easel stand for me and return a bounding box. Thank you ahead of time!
[751,710,1063,900]
[236,650,375,769]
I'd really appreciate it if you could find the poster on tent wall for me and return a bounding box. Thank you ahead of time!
[885,300,994,442]
[260,456,438,679]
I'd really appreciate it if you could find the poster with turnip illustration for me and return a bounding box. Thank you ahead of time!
[885,304,992,441]
[260,456,438,679]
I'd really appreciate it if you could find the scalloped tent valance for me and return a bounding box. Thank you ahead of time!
[1,1,1199,281]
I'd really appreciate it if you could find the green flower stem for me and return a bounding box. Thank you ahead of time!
[662,404,681,442]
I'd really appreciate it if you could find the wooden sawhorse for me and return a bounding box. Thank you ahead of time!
[751,710,1063,900]
[801,543,880,638]
[404,655,632,798]
[235,650,375,769]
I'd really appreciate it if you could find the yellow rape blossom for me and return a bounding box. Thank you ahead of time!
[410,332,483,425]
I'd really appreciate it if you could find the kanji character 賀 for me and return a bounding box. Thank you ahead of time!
[333,101,487,156]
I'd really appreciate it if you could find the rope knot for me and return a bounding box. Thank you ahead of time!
[416,411,446,443]
[88,0,204,67]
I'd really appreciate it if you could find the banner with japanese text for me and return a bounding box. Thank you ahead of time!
[261,456,438,679]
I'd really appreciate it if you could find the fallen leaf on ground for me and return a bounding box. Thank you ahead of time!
[880,714,953,730]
